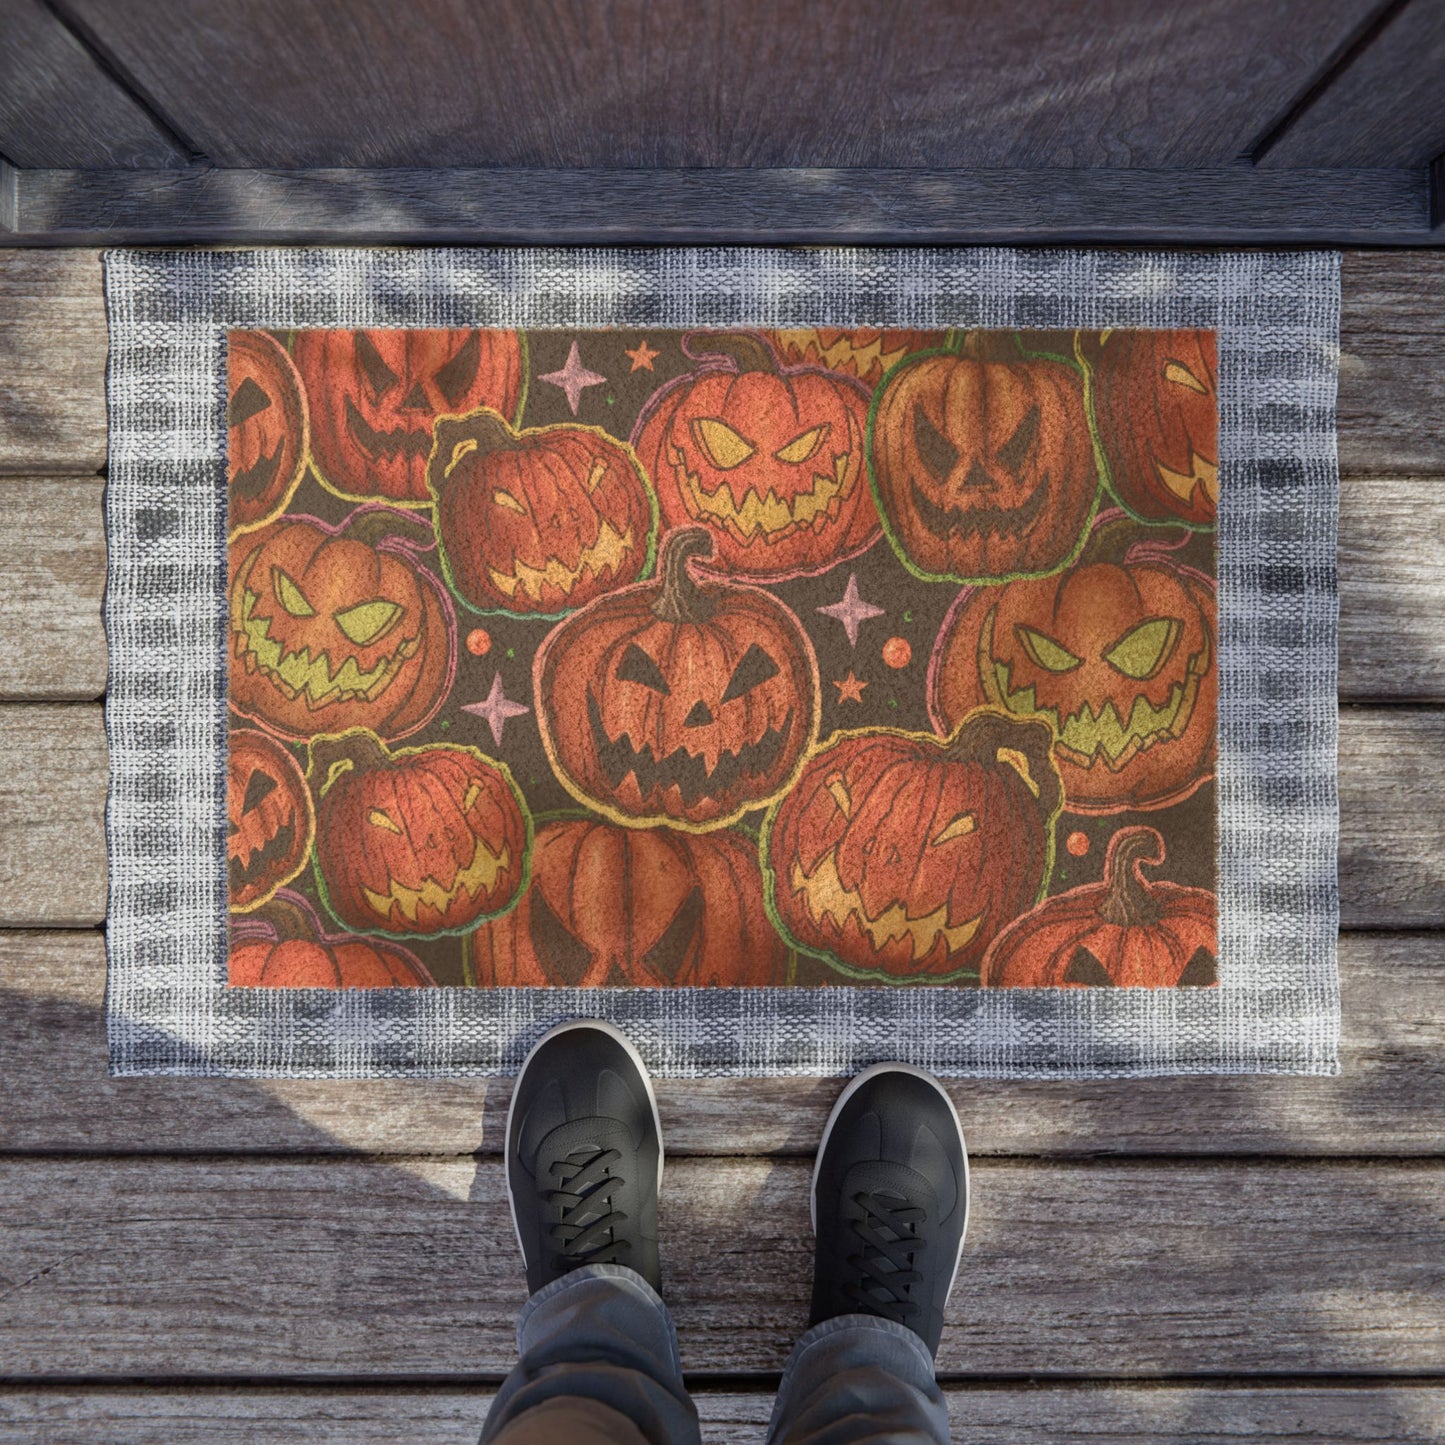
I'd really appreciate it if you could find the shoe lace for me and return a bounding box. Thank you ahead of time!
[545,1147,630,1275]
[844,1189,926,1325]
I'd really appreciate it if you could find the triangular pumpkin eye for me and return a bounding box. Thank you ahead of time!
[1104,618,1179,680]
[355,332,399,396]
[492,489,528,515]
[434,332,481,408]
[1064,947,1114,986]
[996,405,1040,472]
[241,769,278,815]
[367,808,403,834]
[335,599,401,646]
[642,886,703,981]
[721,643,779,703]
[1178,947,1218,986]
[617,642,670,695]
[931,812,976,847]
[273,569,315,617]
[1163,360,1208,395]
[1016,625,1081,673]
[692,417,755,470]
[775,424,829,464]
[228,377,272,429]
[529,888,593,986]
[913,403,959,480]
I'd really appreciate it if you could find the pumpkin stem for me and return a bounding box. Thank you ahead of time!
[249,894,320,944]
[1097,827,1166,927]
[943,709,1063,825]
[685,331,780,375]
[306,729,391,802]
[343,506,435,552]
[652,527,718,623]
[429,409,518,494]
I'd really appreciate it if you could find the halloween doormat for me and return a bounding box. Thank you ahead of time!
[103,249,1340,1077]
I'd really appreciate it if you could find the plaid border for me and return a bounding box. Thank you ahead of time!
[103,247,1340,1077]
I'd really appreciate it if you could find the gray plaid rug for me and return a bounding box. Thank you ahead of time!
[103,247,1339,1078]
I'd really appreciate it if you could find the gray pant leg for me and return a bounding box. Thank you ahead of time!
[766,1314,951,1445]
[481,1263,702,1445]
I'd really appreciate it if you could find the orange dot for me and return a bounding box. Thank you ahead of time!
[882,636,912,669]
[1066,830,1090,857]
[466,628,492,657]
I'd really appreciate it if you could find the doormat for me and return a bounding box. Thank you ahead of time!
[103,248,1339,1077]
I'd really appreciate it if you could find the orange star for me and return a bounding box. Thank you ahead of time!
[625,339,660,372]
[833,670,868,704]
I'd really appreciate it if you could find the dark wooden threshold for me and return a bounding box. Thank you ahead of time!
[1,162,1440,246]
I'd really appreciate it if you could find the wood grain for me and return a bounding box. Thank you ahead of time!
[2,928,1439,1158]
[3,1383,1441,1444]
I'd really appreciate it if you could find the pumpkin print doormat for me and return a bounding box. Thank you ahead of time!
[103,249,1340,1077]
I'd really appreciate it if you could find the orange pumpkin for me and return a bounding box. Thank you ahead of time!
[292,329,525,506]
[228,507,456,742]
[427,408,657,617]
[929,512,1216,814]
[535,527,820,831]
[982,827,1217,987]
[768,329,941,390]
[632,332,879,581]
[762,709,1063,982]
[227,722,314,911]
[227,330,309,533]
[229,890,436,987]
[468,818,789,987]
[868,331,1098,583]
[1092,329,1218,526]
[308,728,530,937]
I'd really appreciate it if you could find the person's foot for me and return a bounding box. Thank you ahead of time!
[809,1063,968,1357]
[506,1020,663,1295]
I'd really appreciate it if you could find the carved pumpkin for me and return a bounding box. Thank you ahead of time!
[929,512,1216,814]
[426,407,658,618]
[768,329,941,390]
[227,723,315,912]
[982,827,1216,987]
[292,329,525,506]
[535,528,821,831]
[867,331,1098,583]
[227,330,309,533]
[228,507,456,743]
[229,889,436,987]
[761,709,1063,982]
[467,818,789,987]
[1092,329,1218,526]
[308,728,530,937]
[632,333,879,582]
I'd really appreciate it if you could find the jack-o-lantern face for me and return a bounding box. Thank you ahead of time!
[468,819,789,987]
[633,333,879,582]
[427,408,658,617]
[1092,329,1218,526]
[228,508,456,742]
[767,329,942,390]
[227,723,315,911]
[227,331,309,533]
[308,728,530,937]
[291,329,525,506]
[868,333,1098,583]
[762,709,1063,981]
[930,513,1216,814]
[535,528,821,830]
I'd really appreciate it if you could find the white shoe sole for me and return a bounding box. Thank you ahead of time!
[505,1019,664,1267]
[810,1062,970,1296]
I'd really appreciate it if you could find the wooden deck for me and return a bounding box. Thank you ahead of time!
[0,249,1442,1443]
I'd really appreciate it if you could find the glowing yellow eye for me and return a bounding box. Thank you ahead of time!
[335,599,401,646]
[273,569,314,617]
[1016,626,1081,673]
[775,424,829,464]
[584,460,609,493]
[445,438,478,477]
[931,813,976,846]
[1163,360,1208,395]
[825,773,852,818]
[1105,618,1180,680]
[691,417,755,470]
[493,490,527,515]
[463,782,481,813]
[367,808,402,834]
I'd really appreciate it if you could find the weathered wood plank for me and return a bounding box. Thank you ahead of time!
[3,929,1439,1157]
[4,473,1442,703]
[3,1383,1441,1444]
[0,1156,1439,1378]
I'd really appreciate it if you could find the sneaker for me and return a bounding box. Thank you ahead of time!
[505,1020,663,1295]
[809,1063,968,1357]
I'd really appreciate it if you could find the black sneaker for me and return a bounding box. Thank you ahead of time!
[809,1063,968,1357]
[505,1020,663,1296]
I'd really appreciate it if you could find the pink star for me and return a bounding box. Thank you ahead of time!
[538,341,606,415]
[816,572,885,648]
[462,673,530,747]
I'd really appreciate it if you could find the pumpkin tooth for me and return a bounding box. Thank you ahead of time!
[361,834,512,926]
[487,522,634,605]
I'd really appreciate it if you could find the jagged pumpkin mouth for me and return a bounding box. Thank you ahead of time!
[228,818,297,893]
[234,585,418,708]
[788,851,983,963]
[344,398,434,462]
[232,440,284,502]
[486,521,635,605]
[586,690,792,807]
[908,472,1048,541]
[361,834,513,925]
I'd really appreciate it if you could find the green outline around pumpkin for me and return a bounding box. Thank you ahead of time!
[757,707,1063,987]
[423,408,660,623]
[304,726,534,944]
[864,329,1106,587]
